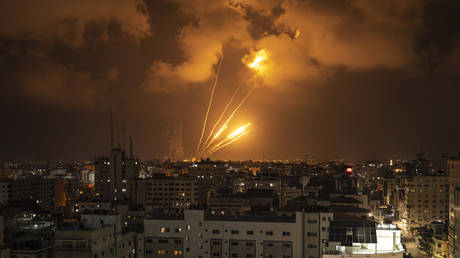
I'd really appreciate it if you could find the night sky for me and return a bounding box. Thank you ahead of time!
[1,0,459,161]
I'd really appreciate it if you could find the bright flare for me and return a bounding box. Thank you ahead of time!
[227,123,251,139]
[208,131,249,156]
[206,123,252,155]
[213,124,228,139]
[248,49,268,70]
[294,29,301,39]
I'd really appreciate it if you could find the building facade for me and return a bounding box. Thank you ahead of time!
[0,177,55,209]
[403,175,449,229]
[325,222,403,258]
[448,159,460,258]
[143,209,333,258]
[55,213,138,258]
[129,177,199,213]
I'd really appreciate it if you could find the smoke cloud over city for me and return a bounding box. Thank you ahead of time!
[1,0,459,161]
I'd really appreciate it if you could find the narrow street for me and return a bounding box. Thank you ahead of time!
[403,236,429,258]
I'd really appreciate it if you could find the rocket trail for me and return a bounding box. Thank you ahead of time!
[199,84,242,154]
[222,85,257,129]
[196,55,223,155]
[203,85,256,155]
[199,49,267,156]
[215,84,256,136]
[205,135,229,156]
[208,131,249,156]
[212,124,227,140]
[206,122,251,155]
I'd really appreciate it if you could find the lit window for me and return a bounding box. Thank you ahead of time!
[174,250,182,255]
[158,250,166,255]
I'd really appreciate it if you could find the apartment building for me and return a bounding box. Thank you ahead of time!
[94,157,111,199]
[55,212,138,258]
[207,189,275,216]
[403,175,449,229]
[0,217,9,257]
[77,200,112,213]
[9,226,55,258]
[129,177,199,213]
[382,176,397,206]
[0,177,55,209]
[143,209,333,258]
[431,234,448,258]
[242,178,282,195]
[448,158,460,258]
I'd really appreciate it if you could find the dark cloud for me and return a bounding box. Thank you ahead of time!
[0,0,151,46]
[415,0,460,75]
[0,0,459,161]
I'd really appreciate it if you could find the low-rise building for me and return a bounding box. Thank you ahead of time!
[9,226,55,258]
[325,222,403,258]
[431,234,448,258]
[77,200,112,213]
[55,212,138,258]
[0,217,9,257]
[207,189,275,216]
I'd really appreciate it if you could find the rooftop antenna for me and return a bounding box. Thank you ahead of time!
[123,121,126,151]
[117,120,120,148]
[110,110,114,149]
[129,136,134,158]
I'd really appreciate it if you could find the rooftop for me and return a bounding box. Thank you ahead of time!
[205,214,296,223]
[331,205,370,213]
[330,196,362,204]
[329,221,377,245]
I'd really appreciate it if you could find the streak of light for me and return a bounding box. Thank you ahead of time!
[200,124,228,155]
[199,84,242,154]
[201,84,255,154]
[206,123,251,155]
[205,136,229,156]
[227,123,251,139]
[218,84,256,134]
[202,85,256,155]
[208,131,249,156]
[196,56,223,155]
[213,124,228,139]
